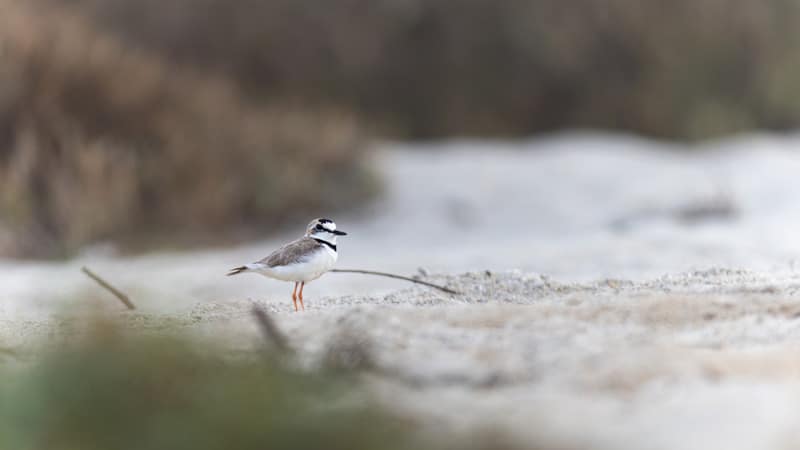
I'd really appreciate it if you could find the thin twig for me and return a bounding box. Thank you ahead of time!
[250,304,290,353]
[81,266,136,310]
[330,269,461,295]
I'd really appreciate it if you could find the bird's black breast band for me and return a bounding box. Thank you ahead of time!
[313,238,337,251]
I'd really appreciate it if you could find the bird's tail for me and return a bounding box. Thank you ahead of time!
[226,265,249,276]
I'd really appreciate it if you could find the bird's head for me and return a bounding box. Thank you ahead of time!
[305,218,347,243]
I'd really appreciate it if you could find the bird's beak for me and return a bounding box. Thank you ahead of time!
[333,230,347,236]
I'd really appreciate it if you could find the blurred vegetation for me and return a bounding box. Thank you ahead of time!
[0,326,412,450]
[0,1,374,257]
[4,0,800,256]
[0,317,536,450]
[53,0,800,138]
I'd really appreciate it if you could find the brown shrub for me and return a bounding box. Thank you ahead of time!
[51,0,800,139]
[0,0,374,257]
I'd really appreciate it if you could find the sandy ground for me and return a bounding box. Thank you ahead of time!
[178,268,800,450]
[4,131,800,449]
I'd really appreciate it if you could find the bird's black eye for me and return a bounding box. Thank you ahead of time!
[315,224,324,230]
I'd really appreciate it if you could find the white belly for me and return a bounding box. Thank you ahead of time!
[258,247,337,282]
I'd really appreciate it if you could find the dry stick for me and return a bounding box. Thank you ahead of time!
[330,269,461,295]
[250,304,290,353]
[81,266,136,310]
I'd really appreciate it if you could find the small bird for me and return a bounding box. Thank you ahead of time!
[227,218,347,311]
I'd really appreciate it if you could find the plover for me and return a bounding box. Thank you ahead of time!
[227,218,347,311]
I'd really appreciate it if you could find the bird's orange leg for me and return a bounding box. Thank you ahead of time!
[298,282,305,311]
[291,282,299,312]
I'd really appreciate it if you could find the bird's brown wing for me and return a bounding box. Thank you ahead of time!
[258,237,322,268]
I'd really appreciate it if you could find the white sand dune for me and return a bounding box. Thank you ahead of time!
[4,131,800,449]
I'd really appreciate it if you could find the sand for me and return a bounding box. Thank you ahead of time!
[4,131,800,449]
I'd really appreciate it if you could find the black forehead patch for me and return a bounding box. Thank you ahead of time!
[319,218,333,224]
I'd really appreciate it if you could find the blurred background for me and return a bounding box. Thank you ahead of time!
[3,0,800,258]
[6,2,800,449]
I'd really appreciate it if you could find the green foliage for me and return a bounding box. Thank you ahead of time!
[0,331,412,450]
